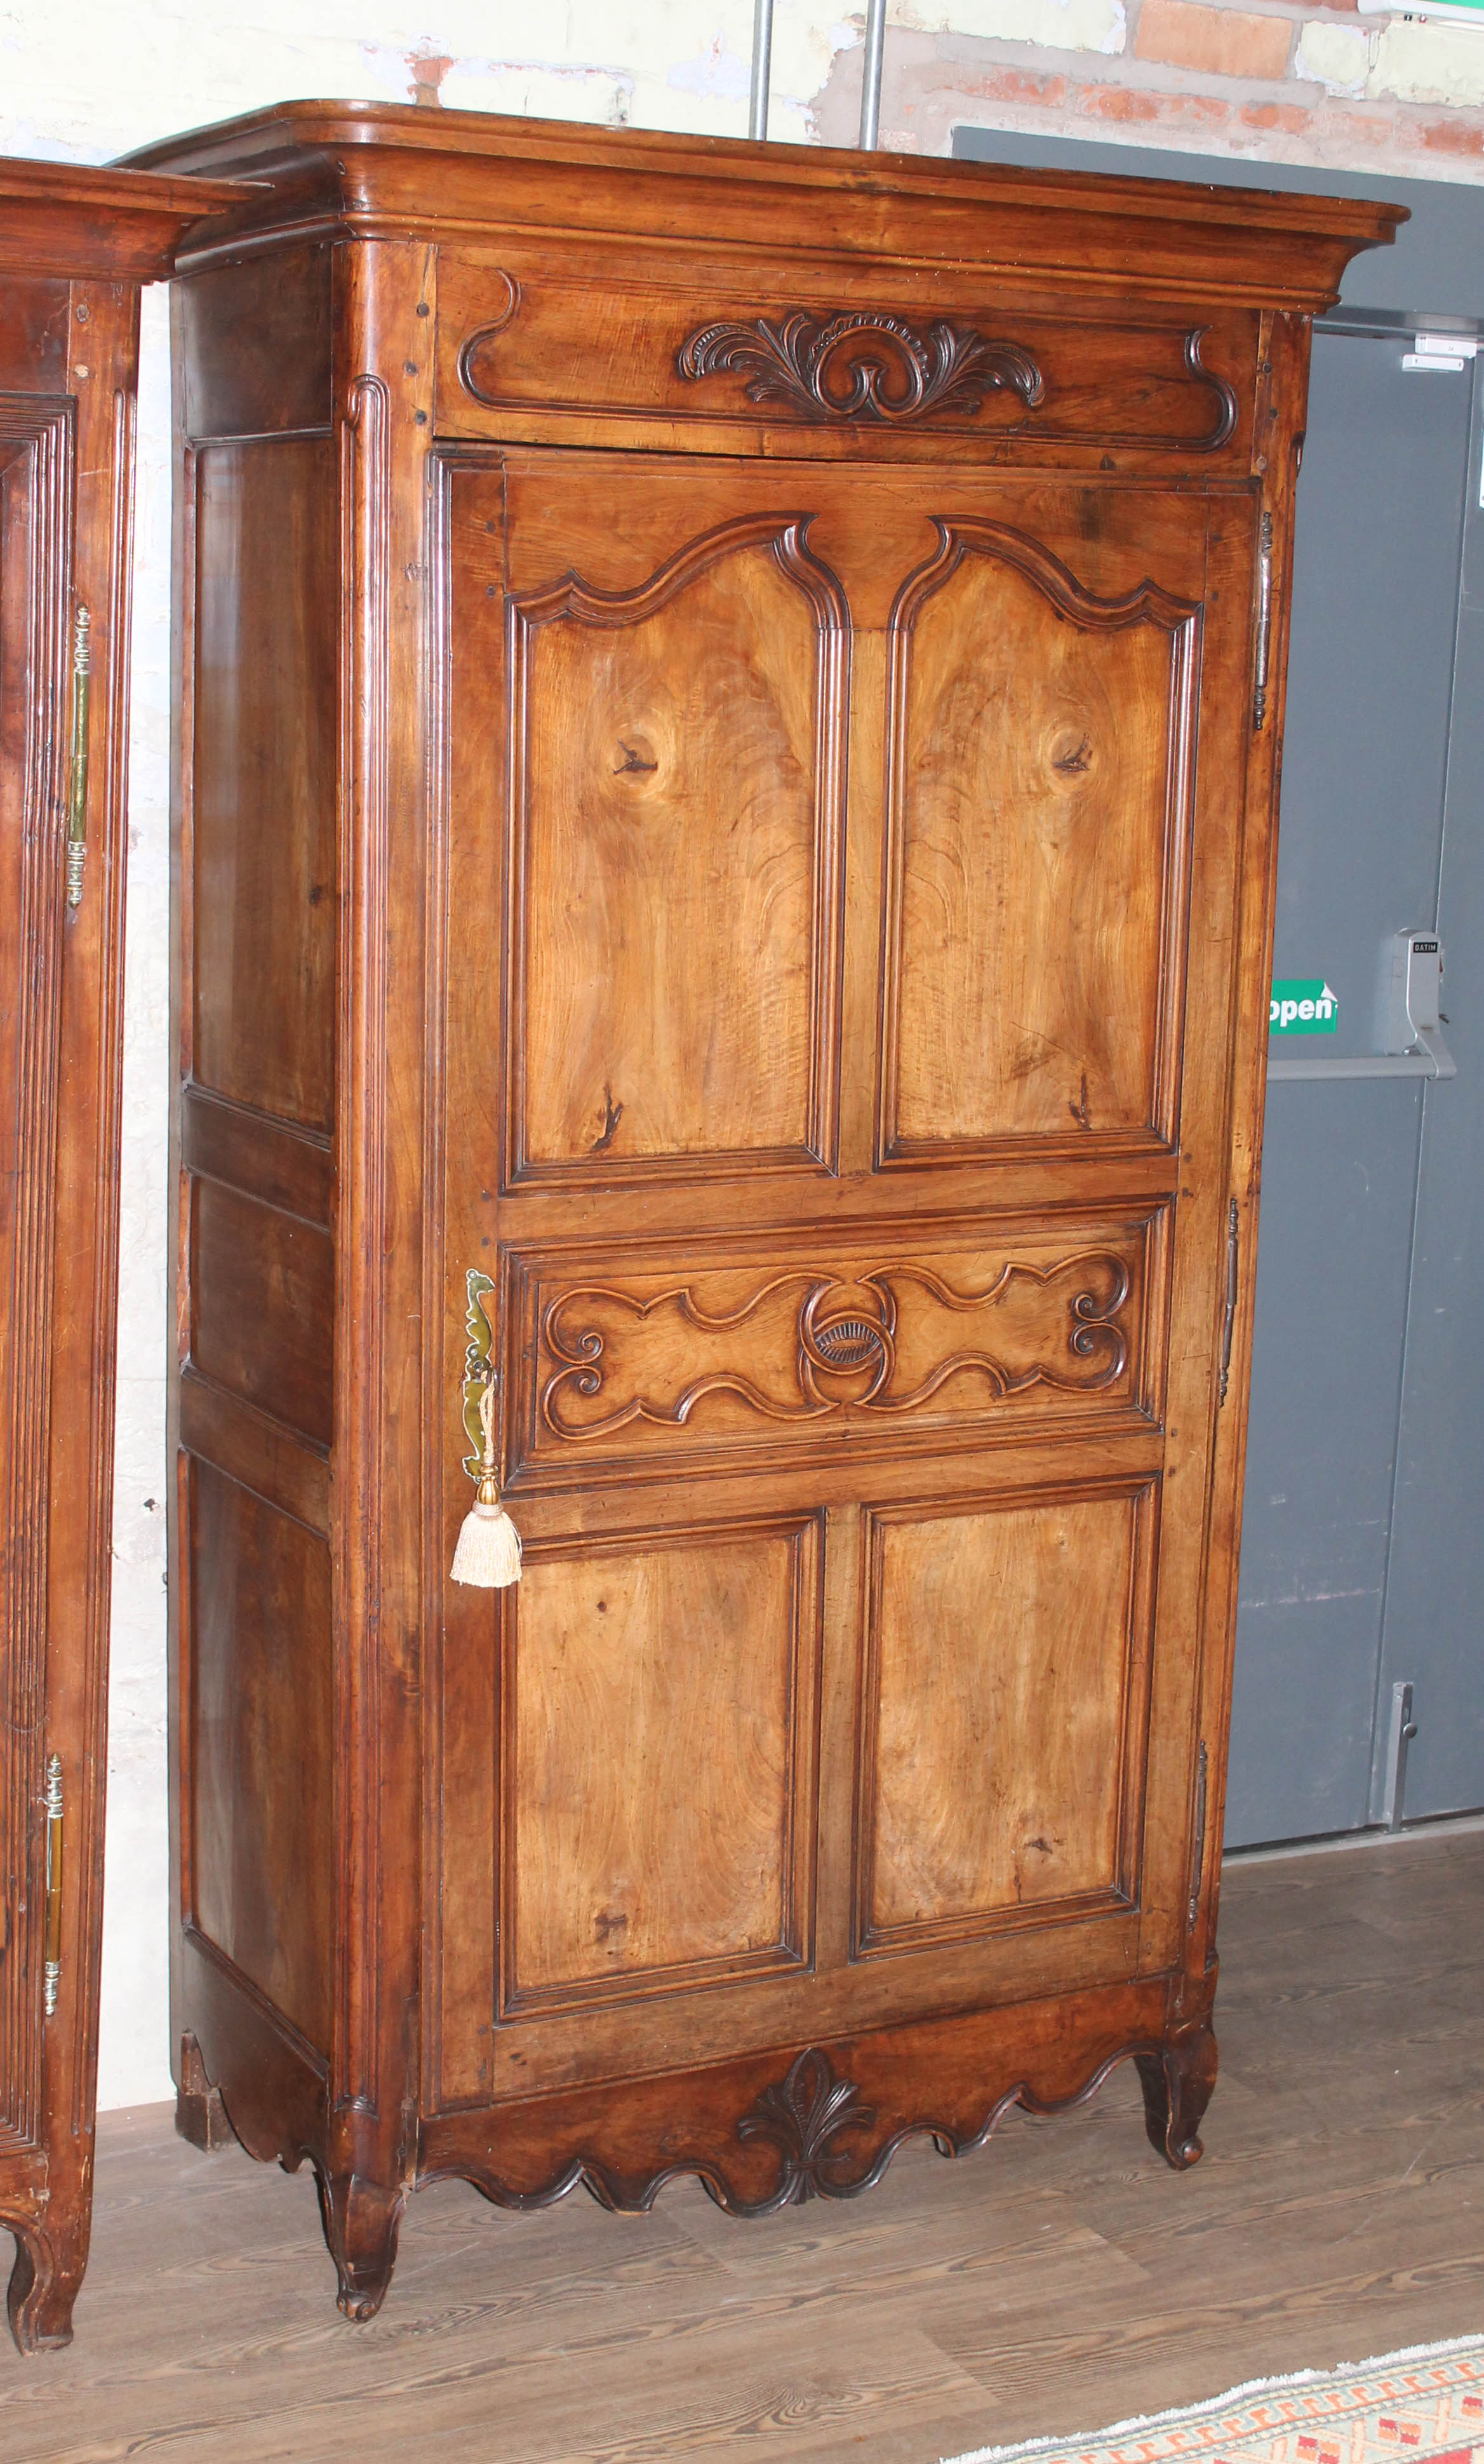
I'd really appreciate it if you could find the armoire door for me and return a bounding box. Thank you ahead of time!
[428,447,1256,2118]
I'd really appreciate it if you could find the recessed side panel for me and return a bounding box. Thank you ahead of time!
[190,1178,334,1448]
[192,436,337,1132]
[178,245,333,440]
[500,485,846,1182]
[502,1514,822,2016]
[855,1480,1156,1957]
[881,515,1201,1160]
[186,1456,333,2056]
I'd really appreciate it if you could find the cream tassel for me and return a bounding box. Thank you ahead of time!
[451,1380,522,1589]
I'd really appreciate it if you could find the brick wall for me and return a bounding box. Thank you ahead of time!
[8,4,1483,180]
[815,1,1484,178]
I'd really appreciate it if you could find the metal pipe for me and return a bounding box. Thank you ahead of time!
[859,0,886,149]
[749,0,773,141]
[1267,1047,1457,1082]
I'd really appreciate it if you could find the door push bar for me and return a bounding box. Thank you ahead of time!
[750,0,888,147]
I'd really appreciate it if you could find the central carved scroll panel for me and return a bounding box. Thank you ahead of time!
[505,1218,1164,1482]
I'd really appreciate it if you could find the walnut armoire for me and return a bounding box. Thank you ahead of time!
[0,156,243,2352]
[124,104,1398,2321]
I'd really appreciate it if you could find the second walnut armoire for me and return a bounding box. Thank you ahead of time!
[128,104,1398,2319]
[0,155,243,2352]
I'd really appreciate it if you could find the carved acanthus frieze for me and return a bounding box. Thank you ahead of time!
[538,1251,1131,1443]
[677,310,1045,424]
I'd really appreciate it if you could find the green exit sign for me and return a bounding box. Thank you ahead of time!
[1271,979,1338,1035]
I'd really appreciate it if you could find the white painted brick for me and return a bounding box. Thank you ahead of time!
[435,61,632,125]
[896,0,1126,57]
[1370,17,1484,109]
[1296,20,1371,100]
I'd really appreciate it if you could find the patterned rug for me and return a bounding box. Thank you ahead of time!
[942,2334,1484,2464]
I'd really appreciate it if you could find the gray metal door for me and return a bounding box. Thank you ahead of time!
[1366,352,1484,1829]
[953,128,1484,1843]
[1227,324,1478,1843]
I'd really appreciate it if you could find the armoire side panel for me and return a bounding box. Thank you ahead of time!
[190,1180,334,1448]
[187,1457,334,2056]
[177,244,333,442]
[191,435,337,1134]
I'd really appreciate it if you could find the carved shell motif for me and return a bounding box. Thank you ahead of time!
[677,310,1045,424]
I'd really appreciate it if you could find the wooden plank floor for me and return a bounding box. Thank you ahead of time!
[3,1828,1482,2464]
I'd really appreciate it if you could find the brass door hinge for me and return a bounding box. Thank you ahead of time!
[1219,1197,1240,1405]
[43,1754,64,2017]
[1187,1739,1208,1932]
[65,607,91,909]
[1252,513,1273,733]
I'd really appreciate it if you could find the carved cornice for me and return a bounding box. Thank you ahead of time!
[678,311,1044,424]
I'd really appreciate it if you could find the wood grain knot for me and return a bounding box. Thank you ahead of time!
[1051,731,1093,776]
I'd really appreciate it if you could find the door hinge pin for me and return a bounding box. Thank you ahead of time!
[43,1754,64,2018]
[1253,513,1273,732]
[65,606,91,909]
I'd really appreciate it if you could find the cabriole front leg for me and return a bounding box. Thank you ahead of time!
[1135,2019,1219,2169]
[5,2218,81,2355]
[313,2164,406,2322]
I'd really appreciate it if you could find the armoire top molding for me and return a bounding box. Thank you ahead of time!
[121,100,1403,311]
[0,156,255,283]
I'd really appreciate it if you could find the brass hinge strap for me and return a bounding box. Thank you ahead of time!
[1187,1739,1208,1933]
[1252,512,1273,733]
[1219,1197,1240,1406]
[43,1754,64,2018]
[65,606,91,909]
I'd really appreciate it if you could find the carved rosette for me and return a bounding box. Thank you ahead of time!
[800,1280,893,1404]
[736,2048,873,2203]
[677,310,1044,424]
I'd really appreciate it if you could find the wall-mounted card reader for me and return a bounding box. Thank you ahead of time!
[1384,929,1457,1079]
